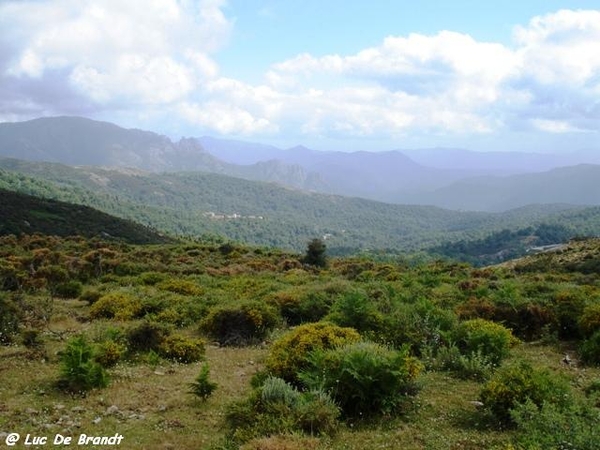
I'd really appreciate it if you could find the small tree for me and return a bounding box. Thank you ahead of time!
[303,238,327,268]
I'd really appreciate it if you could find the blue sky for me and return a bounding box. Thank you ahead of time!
[1,0,599,153]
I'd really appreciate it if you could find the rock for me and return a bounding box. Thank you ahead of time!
[105,405,119,416]
[92,417,102,425]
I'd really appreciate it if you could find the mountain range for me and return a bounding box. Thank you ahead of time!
[1,116,599,212]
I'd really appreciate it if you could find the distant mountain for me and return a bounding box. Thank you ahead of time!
[3,117,600,212]
[0,116,324,191]
[200,137,471,201]
[402,147,600,175]
[0,188,169,244]
[416,164,600,212]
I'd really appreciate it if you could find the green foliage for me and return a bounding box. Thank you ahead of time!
[94,340,126,367]
[579,330,600,366]
[189,363,218,401]
[58,335,109,391]
[379,299,457,354]
[158,334,205,363]
[80,288,102,305]
[89,291,143,320]
[326,290,384,335]
[479,361,572,427]
[157,278,202,296]
[301,341,422,418]
[225,376,339,443]
[303,238,327,268]
[265,322,361,384]
[21,328,43,349]
[0,293,21,344]
[270,289,334,325]
[430,344,494,381]
[126,320,171,354]
[200,301,279,346]
[579,303,600,337]
[511,400,600,450]
[453,318,517,367]
[53,280,83,299]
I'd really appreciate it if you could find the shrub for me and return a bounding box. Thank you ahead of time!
[157,278,202,296]
[271,290,333,325]
[265,322,360,384]
[479,361,572,427]
[90,292,142,320]
[94,340,126,367]
[225,377,339,443]
[126,321,171,353]
[579,303,600,337]
[379,300,457,354]
[0,293,21,344]
[432,344,494,381]
[158,334,205,363]
[53,280,83,299]
[453,318,517,367]
[189,363,218,401]
[21,329,43,349]
[200,301,279,346]
[300,341,422,418]
[326,290,384,334]
[579,330,600,366]
[138,271,167,286]
[80,288,102,305]
[58,335,109,391]
[512,400,600,450]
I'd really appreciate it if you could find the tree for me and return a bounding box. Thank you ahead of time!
[303,238,327,268]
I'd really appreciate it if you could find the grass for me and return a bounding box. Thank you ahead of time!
[4,331,597,449]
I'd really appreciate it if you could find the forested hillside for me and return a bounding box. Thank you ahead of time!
[2,158,599,257]
[0,189,168,244]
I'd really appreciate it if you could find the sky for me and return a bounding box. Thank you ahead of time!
[0,0,599,152]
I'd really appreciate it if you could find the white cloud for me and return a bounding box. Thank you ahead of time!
[1,4,599,145]
[0,0,230,110]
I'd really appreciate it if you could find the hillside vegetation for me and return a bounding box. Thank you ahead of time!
[0,189,168,244]
[2,231,600,449]
[2,158,600,259]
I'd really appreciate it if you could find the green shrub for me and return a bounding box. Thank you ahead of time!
[579,330,600,366]
[479,361,572,427]
[80,288,102,305]
[300,341,422,418]
[158,334,205,363]
[53,280,83,299]
[265,322,360,384]
[271,290,333,325]
[225,377,339,443]
[0,293,21,344]
[21,329,43,349]
[512,400,600,450]
[453,318,517,367]
[189,363,218,401]
[138,271,167,286]
[126,321,171,353]
[94,340,126,367]
[326,290,384,334]
[379,300,457,354]
[58,335,109,391]
[432,344,494,381]
[200,301,279,346]
[90,292,142,320]
[579,303,600,337]
[157,278,202,296]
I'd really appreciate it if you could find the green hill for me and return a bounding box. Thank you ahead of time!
[1,157,599,254]
[0,188,169,244]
